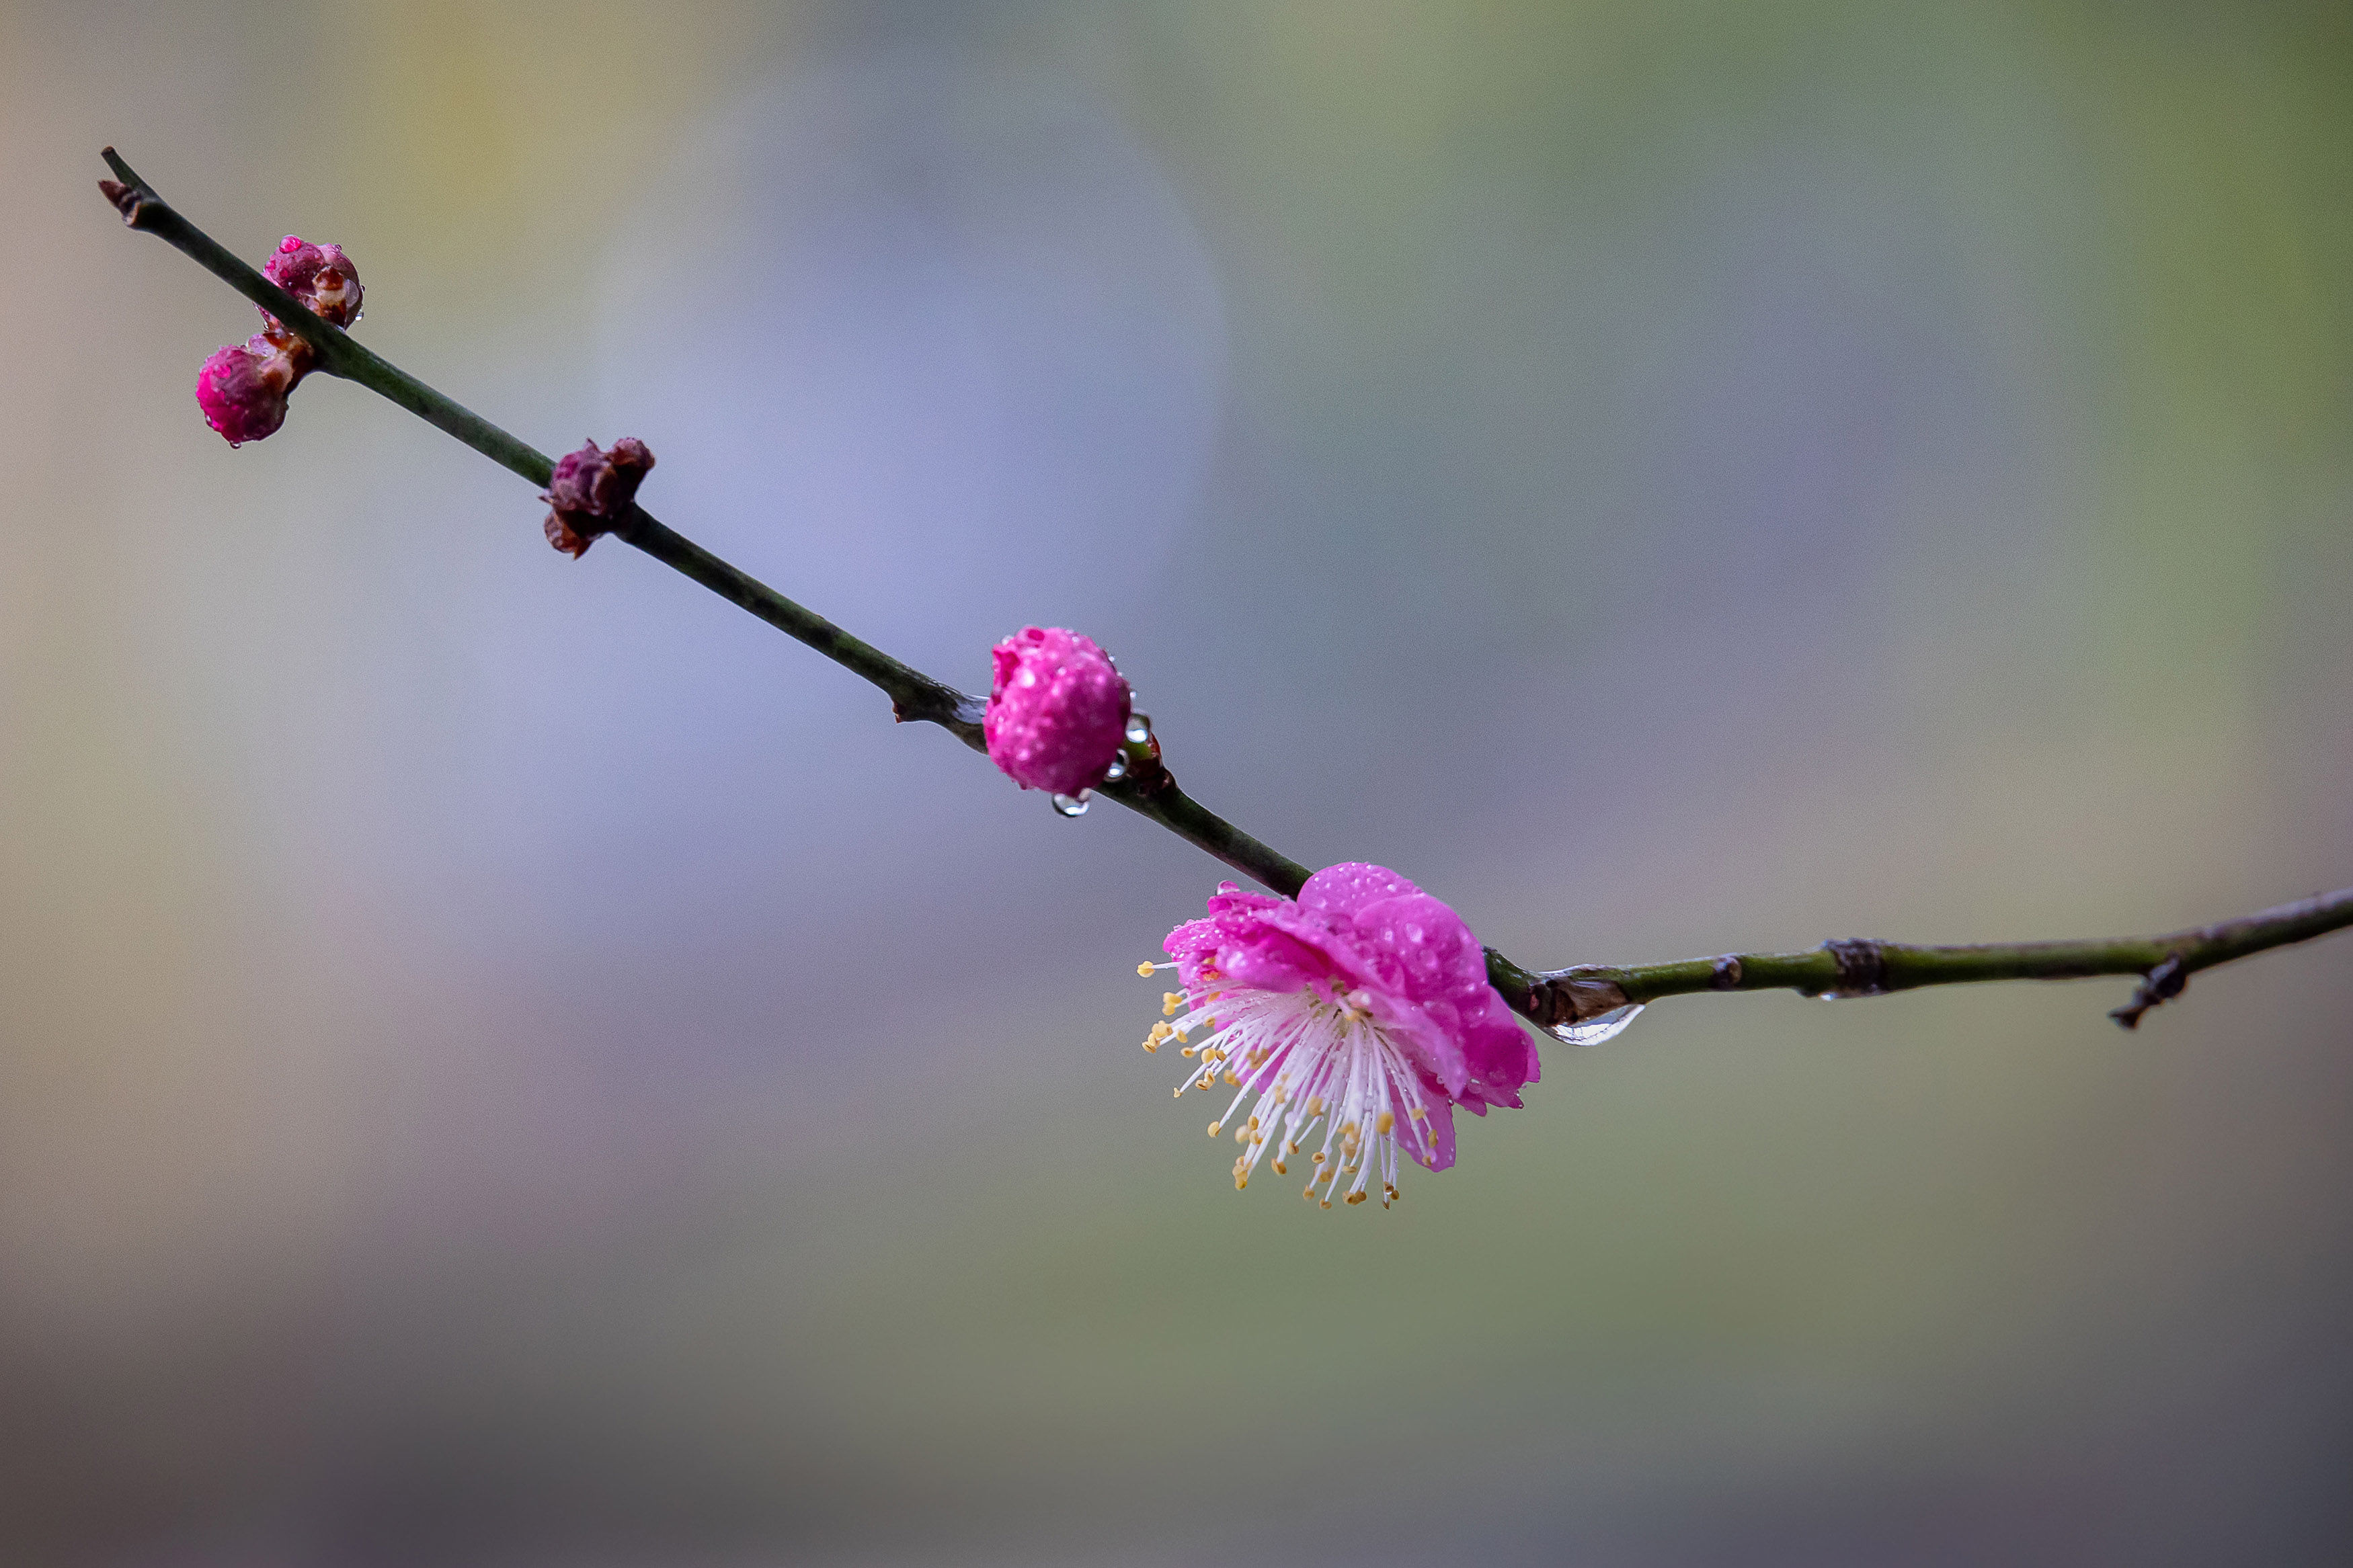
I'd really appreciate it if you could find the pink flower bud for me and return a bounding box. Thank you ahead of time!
[196,337,297,446]
[543,438,656,558]
[984,626,1131,795]
[191,235,360,446]
[262,235,363,328]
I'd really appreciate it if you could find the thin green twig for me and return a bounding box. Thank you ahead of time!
[99,147,2351,1034]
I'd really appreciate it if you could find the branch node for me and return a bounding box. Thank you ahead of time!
[2109,954,2189,1031]
[1526,966,1635,1034]
[1808,938,1890,998]
[1709,955,1743,991]
[1119,731,1178,798]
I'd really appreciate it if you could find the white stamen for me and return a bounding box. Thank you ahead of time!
[1146,981,1433,1210]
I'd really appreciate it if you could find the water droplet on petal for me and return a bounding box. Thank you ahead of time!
[1547,1003,1644,1046]
[1050,790,1092,818]
[1125,714,1152,745]
[1102,757,1127,782]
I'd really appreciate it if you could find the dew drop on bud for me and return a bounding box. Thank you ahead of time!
[1124,714,1152,745]
[1050,790,1092,818]
[1546,1002,1644,1046]
[1102,757,1128,782]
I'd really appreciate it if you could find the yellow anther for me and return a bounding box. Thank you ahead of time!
[1246,1115,1261,1130]
[1304,1185,1318,1202]
[1222,1071,1238,1086]
[1410,1104,1427,1120]
[1235,1175,1248,1190]
[1318,1198,1332,1210]
[1180,1045,1196,1058]
[1207,1121,1222,1137]
[1163,995,1181,1016]
[1141,1038,1159,1053]
[1347,1190,1367,1205]
[1376,1110,1395,1134]
[1311,1151,1325,1163]
[1138,962,1156,977]
[1273,1160,1287,1175]
[1308,1096,1325,1116]
[1172,1086,1186,1099]
[1341,1120,1358,1139]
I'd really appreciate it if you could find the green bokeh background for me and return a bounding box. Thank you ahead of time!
[3,3,2349,1563]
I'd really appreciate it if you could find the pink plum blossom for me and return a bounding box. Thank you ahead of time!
[983,626,1130,796]
[1140,863,1539,1207]
[542,438,655,557]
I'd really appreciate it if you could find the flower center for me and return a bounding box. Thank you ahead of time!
[1140,971,1437,1209]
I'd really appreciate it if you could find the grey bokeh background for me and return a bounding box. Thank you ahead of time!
[5,2,2351,1563]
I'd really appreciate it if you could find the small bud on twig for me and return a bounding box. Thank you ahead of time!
[97,178,143,224]
[543,438,655,558]
[983,626,1131,796]
[262,235,362,328]
[190,234,358,446]
[196,339,300,446]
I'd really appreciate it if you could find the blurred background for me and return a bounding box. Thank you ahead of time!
[3,1,2350,1563]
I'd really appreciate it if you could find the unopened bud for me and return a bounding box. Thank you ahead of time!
[191,234,360,447]
[982,626,1132,795]
[262,236,362,328]
[542,438,655,558]
[196,337,298,446]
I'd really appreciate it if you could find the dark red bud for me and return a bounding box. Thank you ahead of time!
[541,438,656,558]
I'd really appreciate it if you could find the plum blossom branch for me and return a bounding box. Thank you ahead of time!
[97,149,1307,884]
[1486,887,2353,1036]
[97,148,2352,1039]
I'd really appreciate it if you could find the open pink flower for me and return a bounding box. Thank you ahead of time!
[1140,863,1539,1208]
[984,626,1130,795]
